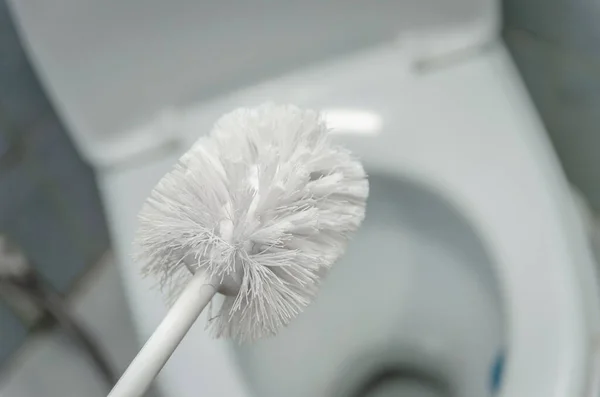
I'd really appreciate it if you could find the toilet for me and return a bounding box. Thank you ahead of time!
[10,0,600,396]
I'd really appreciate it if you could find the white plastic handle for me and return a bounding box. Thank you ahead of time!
[108,272,218,397]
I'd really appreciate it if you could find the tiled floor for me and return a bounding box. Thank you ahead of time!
[0,254,160,397]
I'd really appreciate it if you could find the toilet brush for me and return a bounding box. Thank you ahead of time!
[108,103,369,397]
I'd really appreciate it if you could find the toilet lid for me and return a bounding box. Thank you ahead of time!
[101,41,597,397]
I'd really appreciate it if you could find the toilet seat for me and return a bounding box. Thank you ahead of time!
[97,41,599,397]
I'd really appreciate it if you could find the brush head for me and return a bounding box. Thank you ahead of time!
[135,103,368,341]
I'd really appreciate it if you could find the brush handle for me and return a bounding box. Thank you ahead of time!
[108,272,218,397]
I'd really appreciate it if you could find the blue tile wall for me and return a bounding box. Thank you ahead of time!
[0,0,110,365]
[504,0,600,212]
[503,0,600,59]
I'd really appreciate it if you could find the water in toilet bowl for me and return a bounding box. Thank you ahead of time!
[350,368,451,397]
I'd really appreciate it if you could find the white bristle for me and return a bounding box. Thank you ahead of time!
[134,103,368,342]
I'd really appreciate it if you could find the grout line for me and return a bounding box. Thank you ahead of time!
[0,250,114,378]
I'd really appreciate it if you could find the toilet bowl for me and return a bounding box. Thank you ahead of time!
[10,0,600,396]
[144,41,597,397]
[97,41,600,397]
